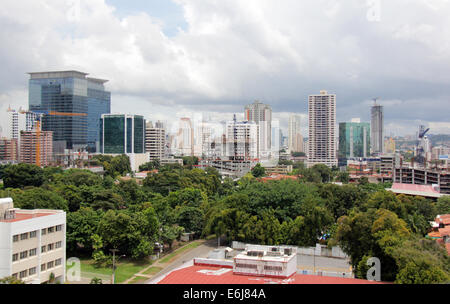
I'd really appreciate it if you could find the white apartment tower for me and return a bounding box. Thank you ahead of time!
[307,90,337,168]
[288,114,303,153]
[0,198,66,284]
[244,100,272,159]
[145,121,166,161]
[226,117,259,161]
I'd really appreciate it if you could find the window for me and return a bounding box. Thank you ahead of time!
[29,267,36,276]
[41,264,46,271]
[20,233,28,241]
[48,227,54,233]
[19,270,27,279]
[55,258,62,266]
[20,251,28,259]
[47,243,54,251]
[41,245,46,253]
[235,263,257,269]
[13,235,19,242]
[12,253,18,262]
[56,225,62,232]
[30,231,37,238]
[41,228,47,235]
[29,248,37,257]
[55,241,62,249]
[12,273,18,279]
[264,265,283,272]
[47,261,54,269]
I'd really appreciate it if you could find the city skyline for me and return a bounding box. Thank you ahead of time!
[0,1,449,137]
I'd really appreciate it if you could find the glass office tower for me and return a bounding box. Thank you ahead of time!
[100,114,145,154]
[28,71,110,153]
[338,121,370,159]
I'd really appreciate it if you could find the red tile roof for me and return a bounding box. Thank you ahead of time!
[157,265,385,285]
[260,175,299,182]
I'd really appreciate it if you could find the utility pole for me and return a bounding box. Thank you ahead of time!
[110,249,118,284]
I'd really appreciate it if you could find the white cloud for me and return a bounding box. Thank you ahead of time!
[0,0,450,137]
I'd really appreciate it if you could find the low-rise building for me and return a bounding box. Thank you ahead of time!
[0,198,66,284]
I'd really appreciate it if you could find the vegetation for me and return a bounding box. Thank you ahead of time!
[1,160,449,284]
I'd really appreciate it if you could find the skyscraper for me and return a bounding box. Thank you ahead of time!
[28,71,110,153]
[371,102,384,155]
[288,114,303,153]
[338,119,370,159]
[307,90,337,168]
[244,100,272,159]
[19,130,53,166]
[176,118,194,156]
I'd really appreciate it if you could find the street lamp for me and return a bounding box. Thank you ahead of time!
[110,249,125,284]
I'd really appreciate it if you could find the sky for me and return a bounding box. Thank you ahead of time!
[0,0,449,137]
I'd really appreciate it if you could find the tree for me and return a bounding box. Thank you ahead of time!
[3,163,44,188]
[0,276,24,284]
[251,163,265,178]
[336,171,350,184]
[90,277,103,284]
[176,206,204,236]
[311,164,332,183]
[291,152,306,157]
[436,196,450,215]
[12,187,68,211]
[66,207,103,254]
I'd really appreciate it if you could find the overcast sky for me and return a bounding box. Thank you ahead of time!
[0,0,449,137]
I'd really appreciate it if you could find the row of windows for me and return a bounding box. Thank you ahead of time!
[235,263,257,270]
[12,241,62,262]
[41,241,63,253]
[12,225,63,242]
[11,258,62,280]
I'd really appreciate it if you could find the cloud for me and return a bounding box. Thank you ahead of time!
[0,0,450,137]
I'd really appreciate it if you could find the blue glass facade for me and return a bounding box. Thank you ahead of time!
[28,72,110,152]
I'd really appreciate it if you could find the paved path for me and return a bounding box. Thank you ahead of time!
[145,239,217,284]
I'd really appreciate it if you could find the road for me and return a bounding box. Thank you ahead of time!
[146,239,217,284]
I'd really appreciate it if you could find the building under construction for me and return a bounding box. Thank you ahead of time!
[19,130,53,166]
[394,167,450,194]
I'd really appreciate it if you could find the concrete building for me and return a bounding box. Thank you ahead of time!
[100,114,147,172]
[28,71,110,153]
[307,90,337,168]
[371,103,384,155]
[0,198,66,284]
[19,130,53,166]
[288,114,303,153]
[0,138,19,163]
[244,101,272,159]
[226,118,259,161]
[394,167,450,194]
[7,107,19,140]
[145,121,166,161]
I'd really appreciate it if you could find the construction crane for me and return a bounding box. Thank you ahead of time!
[30,110,87,167]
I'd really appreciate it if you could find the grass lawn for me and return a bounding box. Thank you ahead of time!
[128,276,148,284]
[142,266,163,276]
[159,240,203,264]
[79,258,151,284]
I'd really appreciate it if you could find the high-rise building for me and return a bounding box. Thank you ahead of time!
[175,118,194,156]
[244,100,272,159]
[7,107,19,140]
[145,121,166,161]
[371,102,384,155]
[0,138,19,163]
[19,130,53,166]
[226,117,259,161]
[288,114,303,153]
[0,197,66,284]
[100,114,146,171]
[307,90,337,168]
[338,119,370,159]
[28,71,110,153]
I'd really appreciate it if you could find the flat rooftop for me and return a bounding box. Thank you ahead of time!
[0,209,63,223]
[157,265,385,284]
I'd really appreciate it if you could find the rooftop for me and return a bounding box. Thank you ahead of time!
[388,183,445,198]
[0,209,63,223]
[157,265,385,285]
